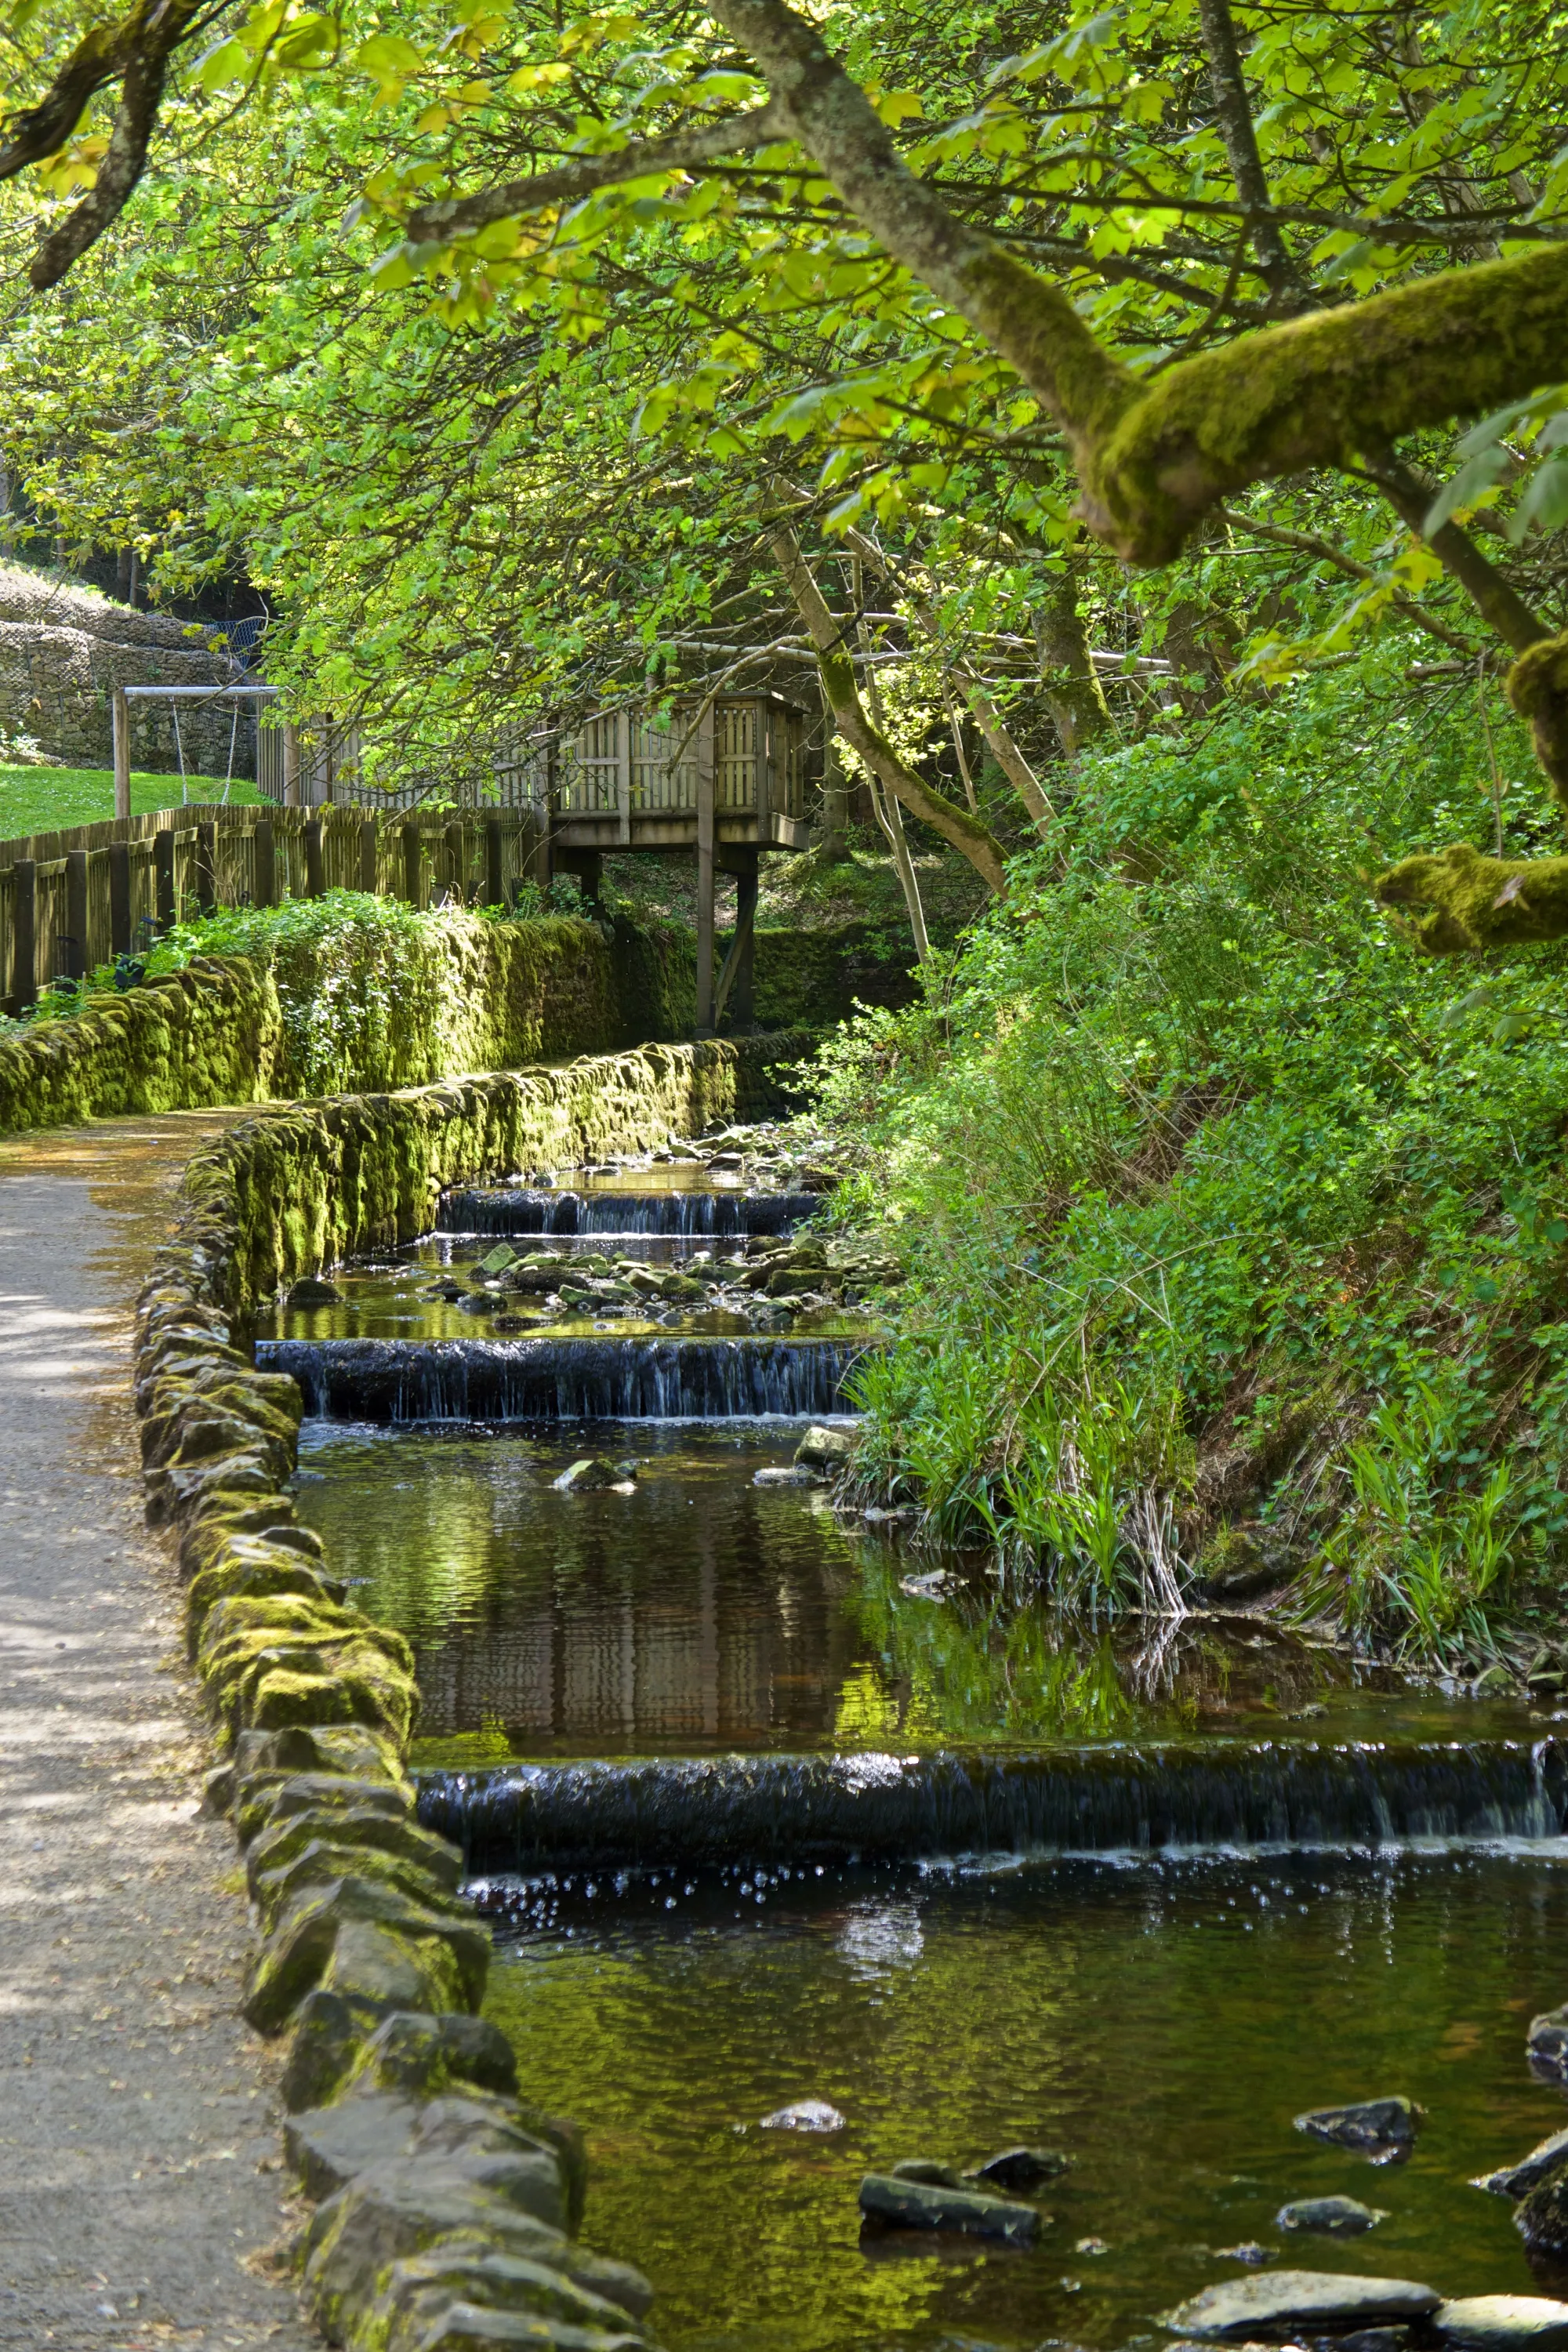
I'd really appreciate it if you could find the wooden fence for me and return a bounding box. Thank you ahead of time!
[0,803,549,1014]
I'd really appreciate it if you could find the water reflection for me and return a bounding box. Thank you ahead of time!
[480,1853,1568,2352]
[290,1424,1527,1766]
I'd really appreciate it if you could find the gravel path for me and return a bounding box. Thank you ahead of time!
[0,1112,315,2351]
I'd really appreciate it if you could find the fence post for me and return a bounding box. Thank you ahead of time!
[195,822,217,915]
[112,686,131,821]
[64,848,89,980]
[402,822,423,909]
[154,829,175,928]
[359,816,377,895]
[283,724,301,808]
[484,816,504,909]
[12,858,35,1009]
[437,820,461,906]
[108,842,132,953]
[303,818,325,899]
[253,817,277,909]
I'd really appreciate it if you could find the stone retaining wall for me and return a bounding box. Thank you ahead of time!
[0,563,249,773]
[0,913,702,1133]
[130,1036,804,2350]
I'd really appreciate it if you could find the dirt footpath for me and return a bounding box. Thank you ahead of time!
[0,1112,314,2351]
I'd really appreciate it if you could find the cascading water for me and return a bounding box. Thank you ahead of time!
[260,1332,863,1420]
[438,1188,818,1237]
[419,1735,1568,1870]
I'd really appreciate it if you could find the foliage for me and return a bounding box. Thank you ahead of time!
[803,652,1568,1661]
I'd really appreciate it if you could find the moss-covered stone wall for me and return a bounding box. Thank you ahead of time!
[176,1033,810,1318]
[0,910,708,1134]
[0,957,289,1132]
[126,1031,807,2349]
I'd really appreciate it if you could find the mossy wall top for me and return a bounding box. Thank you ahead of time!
[0,906,694,1133]
[169,1036,808,1313]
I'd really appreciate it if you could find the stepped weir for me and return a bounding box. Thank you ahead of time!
[418,1736,1568,1871]
[259,1331,862,1419]
[438,1187,818,1237]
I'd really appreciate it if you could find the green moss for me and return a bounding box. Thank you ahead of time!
[1083,242,1568,563]
[1374,840,1568,952]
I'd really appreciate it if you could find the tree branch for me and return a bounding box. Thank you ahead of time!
[768,523,1010,894]
[833,517,1056,826]
[1358,448,1547,653]
[1217,506,1478,655]
[405,103,788,245]
[1195,0,1302,307]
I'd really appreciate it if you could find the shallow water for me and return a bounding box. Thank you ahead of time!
[291,1423,1545,1767]
[253,1235,865,1347]
[274,1172,1568,2352]
[480,1852,1568,2352]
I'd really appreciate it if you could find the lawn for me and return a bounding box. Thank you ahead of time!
[1,764,269,842]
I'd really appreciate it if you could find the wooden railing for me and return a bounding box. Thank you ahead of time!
[0,803,549,1015]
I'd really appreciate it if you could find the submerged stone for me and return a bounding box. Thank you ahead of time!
[891,2159,964,2187]
[1528,2006,1568,2071]
[1518,2167,1568,2255]
[1294,2097,1422,2155]
[1476,2125,1568,2199]
[1160,2270,1442,2339]
[1434,2299,1568,2351]
[1278,2197,1387,2236]
[759,2099,845,2132]
[858,2172,1040,2245]
[288,1276,343,1306]
[972,2146,1073,2190]
[753,1465,816,1486]
[553,1457,623,1493]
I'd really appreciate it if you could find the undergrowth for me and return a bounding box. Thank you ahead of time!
[800,653,1568,1669]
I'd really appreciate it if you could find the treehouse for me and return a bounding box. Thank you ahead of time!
[503,691,815,1031]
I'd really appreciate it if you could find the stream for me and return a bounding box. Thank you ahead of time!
[266,1131,1568,2352]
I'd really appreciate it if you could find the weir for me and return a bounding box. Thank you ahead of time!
[417,1734,1568,1870]
[437,1186,818,1237]
[260,1331,863,1419]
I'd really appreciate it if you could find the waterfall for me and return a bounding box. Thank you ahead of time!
[437,1189,818,1237]
[416,1737,1568,1871]
[258,1333,864,1420]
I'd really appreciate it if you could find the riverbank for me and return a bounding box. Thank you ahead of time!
[0,1110,313,2350]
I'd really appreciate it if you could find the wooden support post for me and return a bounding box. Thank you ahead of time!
[283,724,301,808]
[444,819,465,905]
[108,841,132,954]
[617,710,632,846]
[755,702,772,837]
[733,855,758,1026]
[253,818,277,909]
[402,823,423,909]
[194,822,217,914]
[154,829,175,929]
[359,817,378,895]
[64,849,89,980]
[111,686,131,820]
[303,818,325,899]
[12,858,35,1009]
[695,703,716,1033]
[485,816,504,909]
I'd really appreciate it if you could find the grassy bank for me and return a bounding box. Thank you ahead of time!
[801,656,1568,1675]
[0,763,268,839]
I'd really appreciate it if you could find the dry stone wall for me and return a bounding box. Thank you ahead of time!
[0,564,250,774]
[131,1035,801,2351]
[0,913,706,1133]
